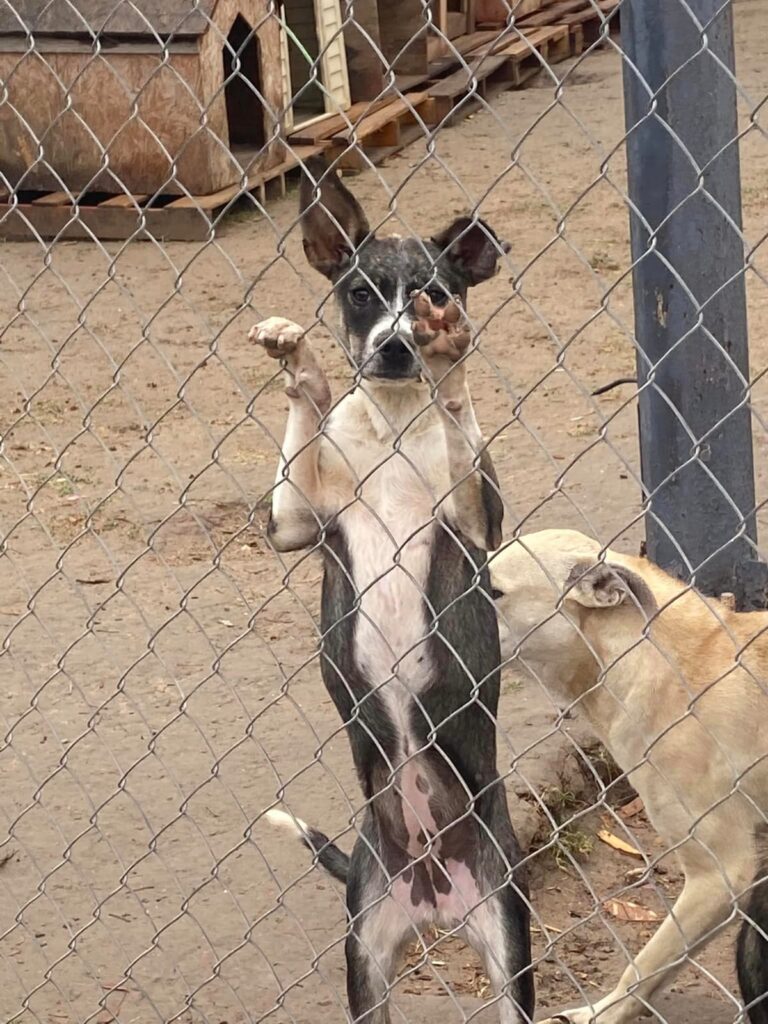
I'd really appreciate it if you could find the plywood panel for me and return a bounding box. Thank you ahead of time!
[0,48,216,193]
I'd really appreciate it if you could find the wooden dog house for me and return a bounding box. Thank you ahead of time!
[0,0,287,197]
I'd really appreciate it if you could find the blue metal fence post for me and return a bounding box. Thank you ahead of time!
[621,0,767,608]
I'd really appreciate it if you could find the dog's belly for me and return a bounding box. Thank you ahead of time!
[390,861,482,929]
[342,458,437,711]
[381,758,484,929]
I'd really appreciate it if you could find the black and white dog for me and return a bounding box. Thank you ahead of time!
[256,158,533,1024]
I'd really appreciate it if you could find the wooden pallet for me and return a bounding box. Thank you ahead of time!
[326,92,438,171]
[520,0,619,50]
[0,144,326,242]
[429,25,570,121]
[287,96,396,146]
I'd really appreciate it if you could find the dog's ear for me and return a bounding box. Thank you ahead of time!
[564,562,657,619]
[431,216,510,286]
[300,157,370,279]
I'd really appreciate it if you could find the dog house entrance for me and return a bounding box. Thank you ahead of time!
[223,15,266,156]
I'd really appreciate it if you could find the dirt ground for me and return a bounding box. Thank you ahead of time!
[2,3,768,1022]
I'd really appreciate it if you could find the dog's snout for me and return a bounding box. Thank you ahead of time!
[379,336,411,360]
[365,329,419,380]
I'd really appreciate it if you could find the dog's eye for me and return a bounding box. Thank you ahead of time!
[350,287,372,306]
[426,286,449,307]
[491,588,504,601]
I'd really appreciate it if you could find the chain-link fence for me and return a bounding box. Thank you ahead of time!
[2,1,768,1023]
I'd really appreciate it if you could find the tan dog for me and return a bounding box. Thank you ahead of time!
[489,529,768,1024]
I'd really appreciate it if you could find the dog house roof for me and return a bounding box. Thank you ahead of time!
[0,0,218,38]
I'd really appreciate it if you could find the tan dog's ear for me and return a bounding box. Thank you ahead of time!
[564,562,657,619]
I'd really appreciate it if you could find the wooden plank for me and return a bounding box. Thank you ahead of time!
[466,0,477,34]
[446,11,468,37]
[0,0,216,38]
[329,122,429,173]
[428,53,508,98]
[0,204,214,244]
[169,182,248,211]
[570,22,585,55]
[476,0,543,20]
[168,141,327,211]
[539,24,570,62]
[332,92,430,144]
[366,120,402,148]
[559,6,609,25]
[288,96,393,144]
[468,25,546,59]
[428,27,515,76]
[395,73,432,93]
[496,25,564,58]
[99,194,149,207]
[444,29,503,56]
[401,96,438,125]
[518,0,588,26]
[31,191,73,206]
[380,0,429,76]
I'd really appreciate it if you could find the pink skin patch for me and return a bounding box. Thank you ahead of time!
[395,762,482,927]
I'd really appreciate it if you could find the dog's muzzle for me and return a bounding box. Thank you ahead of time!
[367,333,419,380]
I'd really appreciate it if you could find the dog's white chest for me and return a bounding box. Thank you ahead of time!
[342,449,437,697]
[323,389,449,747]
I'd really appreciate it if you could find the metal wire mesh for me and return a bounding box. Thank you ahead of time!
[1,1,768,1023]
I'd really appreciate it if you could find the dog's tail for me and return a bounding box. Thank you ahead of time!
[266,809,349,884]
[737,842,768,1024]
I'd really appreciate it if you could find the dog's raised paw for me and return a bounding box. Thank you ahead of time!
[248,317,305,358]
[410,291,470,364]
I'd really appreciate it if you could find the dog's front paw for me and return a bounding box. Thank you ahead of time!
[249,317,331,413]
[248,317,305,358]
[411,292,471,365]
[540,1009,597,1024]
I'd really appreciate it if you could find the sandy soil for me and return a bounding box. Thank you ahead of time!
[2,3,768,1022]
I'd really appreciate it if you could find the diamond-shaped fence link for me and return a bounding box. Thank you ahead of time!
[1,1,768,1023]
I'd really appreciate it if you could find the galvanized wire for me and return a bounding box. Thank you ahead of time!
[1,2,767,1024]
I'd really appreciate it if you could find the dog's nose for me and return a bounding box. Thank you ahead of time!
[379,336,411,361]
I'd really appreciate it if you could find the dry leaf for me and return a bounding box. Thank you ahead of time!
[618,797,645,820]
[603,898,662,922]
[597,829,643,858]
[624,867,646,882]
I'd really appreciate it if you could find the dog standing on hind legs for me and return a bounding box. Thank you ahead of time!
[253,157,534,1024]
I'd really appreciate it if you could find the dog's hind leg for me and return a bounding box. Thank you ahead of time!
[345,840,417,1024]
[462,882,534,1024]
[249,317,332,551]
